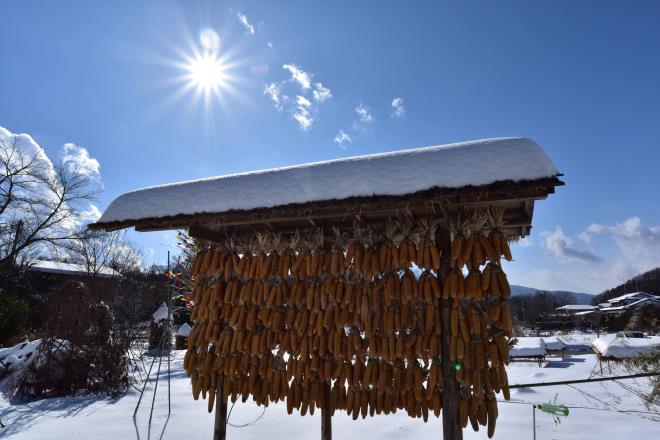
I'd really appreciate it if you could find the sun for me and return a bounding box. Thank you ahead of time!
[186,53,228,93]
[157,27,245,118]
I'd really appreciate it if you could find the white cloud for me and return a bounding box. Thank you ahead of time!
[586,217,660,277]
[1,126,103,239]
[521,217,660,293]
[334,130,352,149]
[541,226,600,262]
[296,95,312,108]
[236,12,255,35]
[391,97,405,118]
[267,42,273,49]
[283,64,311,89]
[265,65,331,130]
[353,103,374,130]
[293,112,313,131]
[313,82,332,102]
[264,82,285,111]
[62,143,100,177]
[514,236,534,248]
[292,95,313,130]
[78,203,102,223]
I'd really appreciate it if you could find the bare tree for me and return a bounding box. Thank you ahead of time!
[0,133,98,274]
[62,229,143,276]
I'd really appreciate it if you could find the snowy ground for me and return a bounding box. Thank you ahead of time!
[1,351,657,440]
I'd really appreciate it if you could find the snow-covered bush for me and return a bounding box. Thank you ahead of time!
[4,289,133,399]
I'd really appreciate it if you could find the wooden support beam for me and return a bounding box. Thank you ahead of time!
[438,226,463,440]
[213,376,227,440]
[321,382,332,440]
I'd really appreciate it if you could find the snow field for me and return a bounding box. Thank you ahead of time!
[1,350,657,439]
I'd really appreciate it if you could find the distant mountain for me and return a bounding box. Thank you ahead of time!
[592,267,660,305]
[510,284,594,305]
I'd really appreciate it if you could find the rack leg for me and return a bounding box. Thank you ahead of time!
[213,376,227,440]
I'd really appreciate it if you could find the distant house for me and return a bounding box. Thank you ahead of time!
[598,292,660,316]
[22,260,122,304]
[29,260,120,278]
[605,292,659,307]
[555,304,597,315]
[569,292,660,318]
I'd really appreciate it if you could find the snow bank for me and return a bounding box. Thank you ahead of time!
[558,333,599,352]
[510,337,547,357]
[592,335,660,359]
[0,339,41,378]
[4,352,659,440]
[97,137,558,224]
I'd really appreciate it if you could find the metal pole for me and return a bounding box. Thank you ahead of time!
[167,251,172,415]
[532,405,536,440]
[509,372,659,389]
[148,330,166,424]
[213,375,227,440]
[134,349,158,417]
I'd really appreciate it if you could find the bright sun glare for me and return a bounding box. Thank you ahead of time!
[164,27,242,114]
[187,53,227,92]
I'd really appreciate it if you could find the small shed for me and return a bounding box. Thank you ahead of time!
[509,337,547,366]
[91,137,561,440]
[592,334,660,360]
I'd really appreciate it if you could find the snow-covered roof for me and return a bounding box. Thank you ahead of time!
[600,297,660,312]
[556,305,597,311]
[29,260,120,277]
[152,303,171,322]
[592,335,660,359]
[574,310,597,316]
[608,292,656,304]
[542,336,566,351]
[94,137,559,227]
[176,323,191,337]
[510,337,547,357]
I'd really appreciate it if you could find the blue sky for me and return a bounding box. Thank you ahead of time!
[1,1,659,293]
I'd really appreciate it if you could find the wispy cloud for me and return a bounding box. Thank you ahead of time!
[293,95,313,130]
[313,82,332,102]
[541,226,600,262]
[236,12,255,35]
[391,97,405,118]
[353,103,374,130]
[510,217,660,293]
[585,217,660,275]
[283,64,311,89]
[263,82,285,111]
[514,236,534,248]
[334,130,352,149]
[265,64,332,130]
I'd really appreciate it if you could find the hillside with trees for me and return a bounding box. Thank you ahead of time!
[592,267,660,304]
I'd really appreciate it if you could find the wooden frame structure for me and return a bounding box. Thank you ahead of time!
[91,138,562,440]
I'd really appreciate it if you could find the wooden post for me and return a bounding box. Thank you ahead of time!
[213,375,228,440]
[438,226,463,440]
[321,382,332,440]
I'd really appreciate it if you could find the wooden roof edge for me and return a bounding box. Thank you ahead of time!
[89,176,563,233]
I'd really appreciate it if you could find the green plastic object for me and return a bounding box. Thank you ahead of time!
[538,394,569,424]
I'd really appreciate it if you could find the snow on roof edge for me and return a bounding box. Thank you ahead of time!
[96,137,559,225]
